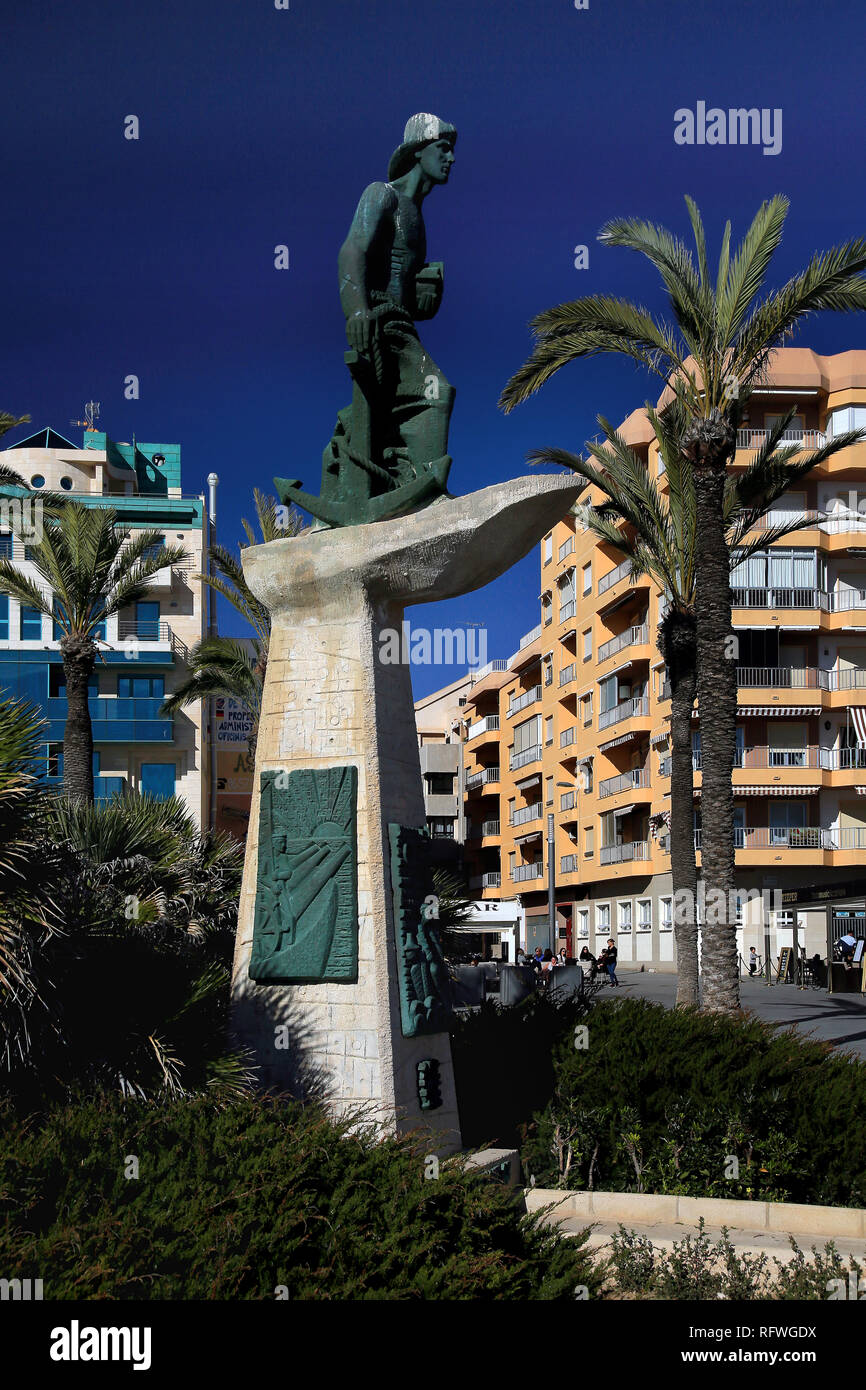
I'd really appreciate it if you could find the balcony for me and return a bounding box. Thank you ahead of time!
[599,768,651,799]
[598,623,649,664]
[511,800,542,826]
[45,697,173,743]
[598,696,650,731]
[559,663,576,687]
[692,826,866,852]
[600,841,650,865]
[561,854,579,873]
[559,598,576,624]
[736,428,827,451]
[467,818,501,839]
[508,684,542,716]
[598,558,633,595]
[512,862,544,882]
[482,871,502,888]
[465,766,500,790]
[520,624,542,648]
[558,537,575,562]
[737,666,828,690]
[467,714,500,741]
[509,744,542,772]
[731,587,827,611]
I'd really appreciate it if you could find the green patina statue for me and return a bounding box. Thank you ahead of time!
[275,114,457,528]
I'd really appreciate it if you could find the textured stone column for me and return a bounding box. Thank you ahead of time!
[231,473,582,1152]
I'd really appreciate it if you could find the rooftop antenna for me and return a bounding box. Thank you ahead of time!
[70,401,100,432]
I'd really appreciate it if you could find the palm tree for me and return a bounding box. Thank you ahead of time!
[0,504,187,803]
[501,196,866,1013]
[534,405,863,1007]
[165,491,305,750]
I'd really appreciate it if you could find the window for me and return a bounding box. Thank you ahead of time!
[0,595,7,641]
[582,563,592,595]
[49,666,98,698]
[584,823,595,856]
[596,903,610,931]
[142,537,166,563]
[514,715,541,753]
[30,474,45,488]
[427,819,454,839]
[582,629,592,661]
[545,776,553,806]
[544,715,553,746]
[136,600,160,639]
[582,692,593,725]
[0,535,11,560]
[660,897,673,931]
[638,898,652,931]
[19,605,41,640]
[580,760,593,794]
[542,594,552,626]
[827,406,866,439]
[618,900,632,933]
[543,533,553,565]
[425,772,455,796]
[577,909,590,938]
[46,742,62,778]
[140,763,176,800]
[599,674,618,714]
[117,674,166,699]
[543,654,553,687]
[60,477,73,491]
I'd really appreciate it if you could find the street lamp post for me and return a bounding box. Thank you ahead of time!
[547,811,555,955]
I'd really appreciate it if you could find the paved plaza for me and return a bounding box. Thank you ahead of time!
[610,969,866,1061]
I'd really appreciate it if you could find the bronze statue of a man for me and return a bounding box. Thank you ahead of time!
[276,114,458,528]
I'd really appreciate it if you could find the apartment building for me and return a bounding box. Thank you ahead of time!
[0,424,210,824]
[414,673,474,849]
[463,349,866,967]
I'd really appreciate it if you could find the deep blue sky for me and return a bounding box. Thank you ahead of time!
[4,0,865,697]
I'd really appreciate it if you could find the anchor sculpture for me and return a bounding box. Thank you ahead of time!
[275,114,458,528]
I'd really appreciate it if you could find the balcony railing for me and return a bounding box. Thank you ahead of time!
[737,666,828,689]
[736,428,827,450]
[115,618,173,643]
[693,746,866,771]
[467,714,500,741]
[693,826,866,851]
[598,695,650,731]
[600,841,650,865]
[512,862,544,882]
[465,766,500,789]
[480,819,500,837]
[469,658,508,680]
[481,871,501,888]
[45,697,173,743]
[508,684,542,716]
[509,744,542,771]
[558,537,575,561]
[599,768,651,798]
[559,598,576,623]
[511,801,542,826]
[598,623,649,664]
[731,587,827,610]
[561,854,579,873]
[598,558,632,595]
[519,624,542,648]
[559,663,576,686]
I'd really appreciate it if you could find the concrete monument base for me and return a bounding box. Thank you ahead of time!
[230,473,581,1153]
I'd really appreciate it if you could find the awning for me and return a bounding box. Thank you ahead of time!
[735,784,821,796]
[514,772,542,790]
[613,802,637,817]
[852,708,866,748]
[650,730,669,746]
[599,730,639,752]
[737,706,822,718]
[514,829,543,844]
[855,787,866,796]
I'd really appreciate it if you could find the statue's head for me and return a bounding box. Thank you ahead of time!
[388,113,457,183]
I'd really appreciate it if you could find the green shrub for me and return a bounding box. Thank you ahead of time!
[521,998,866,1207]
[0,1093,601,1300]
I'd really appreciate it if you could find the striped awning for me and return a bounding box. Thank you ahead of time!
[514,829,543,844]
[694,784,820,797]
[613,802,637,817]
[650,730,669,745]
[514,772,542,790]
[855,787,866,796]
[599,730,639,752]
[852,708,866,748]
[737,706,822,718]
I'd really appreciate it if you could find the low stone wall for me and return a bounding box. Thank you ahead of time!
[525,1188,866,1238]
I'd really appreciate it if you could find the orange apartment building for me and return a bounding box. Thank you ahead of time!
[461,349,866,970]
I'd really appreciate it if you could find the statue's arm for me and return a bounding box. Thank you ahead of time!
[338,182,396,351]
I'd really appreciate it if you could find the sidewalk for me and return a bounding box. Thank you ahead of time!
[605,969,866,1060]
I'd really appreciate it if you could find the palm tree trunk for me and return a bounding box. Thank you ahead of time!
[60,635,96,804]
[685,413,739,1014]
[660,611,699,1007]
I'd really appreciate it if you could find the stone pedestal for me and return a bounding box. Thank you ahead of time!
[230,473,581,1153]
